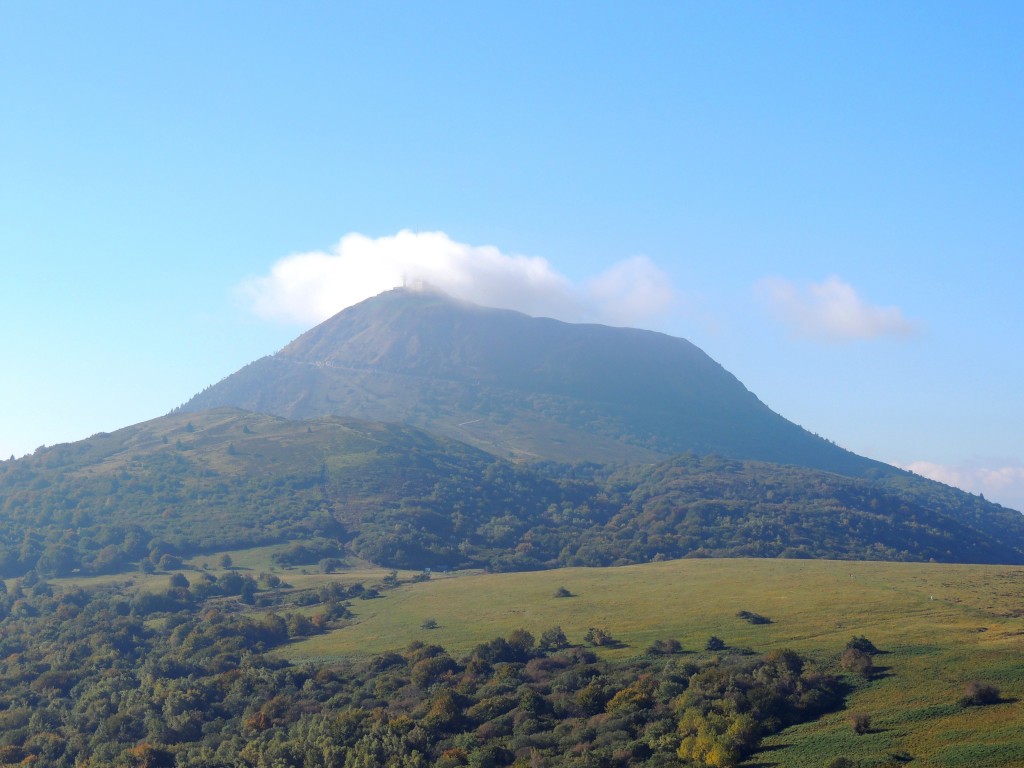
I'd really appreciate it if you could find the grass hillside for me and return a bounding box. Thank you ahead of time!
[286,558,1024,767]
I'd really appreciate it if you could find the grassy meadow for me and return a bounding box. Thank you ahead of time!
[283,558,1024,767]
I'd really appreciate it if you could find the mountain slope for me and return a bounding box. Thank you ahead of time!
[0,408,591,577]
[181,287,891,477]
[3,411,1022,580]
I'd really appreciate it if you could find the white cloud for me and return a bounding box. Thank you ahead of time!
[757,275,919,341]
[903,460,1024,512]
[239,230,675,327]
[586,256,676,328]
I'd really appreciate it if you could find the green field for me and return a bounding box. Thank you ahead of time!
[285,558,1024,767]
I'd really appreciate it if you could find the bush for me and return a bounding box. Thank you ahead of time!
[647,638,682,655]
[850,712,871,734]
[158,554,183,571]
[840,647,874,678]
[422,617,439,630]
[705,636,726,651]
[737,610,771,625]
[845,635,879,655]
[169,573,190,589]
[318,558,343,574]
[960,680,1000,707]
[584,627,617,647]
[554,586,572,598]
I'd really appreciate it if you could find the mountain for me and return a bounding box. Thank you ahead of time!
[5,286,1022,581]
[181,287,891,477]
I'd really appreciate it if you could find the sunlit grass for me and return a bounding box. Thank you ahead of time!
[283,558,1024,767]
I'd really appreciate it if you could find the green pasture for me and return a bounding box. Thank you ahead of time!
[285,558,1024,767]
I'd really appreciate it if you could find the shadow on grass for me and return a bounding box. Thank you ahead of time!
[861,725,892,735]
[961,695,1020,707]
[744,742,790,768]
[865,665,895,680]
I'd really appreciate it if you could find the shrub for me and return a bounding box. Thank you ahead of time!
[554,586,572,598]
[318,558,343,574]
[850,712,871,734]
[705,636,726,651]
[647,638,682,655]
[737,610,771,625]
[422,617,439,630]
[960,680,1000,707]
[584,627,617,647]
[845,635,879,655]
[840,647,874,678]
[158,554,183,571]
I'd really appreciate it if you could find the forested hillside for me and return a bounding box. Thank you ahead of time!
[2,409,1022,581]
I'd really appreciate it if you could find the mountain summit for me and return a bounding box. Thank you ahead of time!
[181,287,889,477]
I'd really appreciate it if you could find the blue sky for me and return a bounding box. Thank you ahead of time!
[2,2,1022,509]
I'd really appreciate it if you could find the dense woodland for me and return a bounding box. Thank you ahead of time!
[1,411,1022,581]
[0,568,848,768]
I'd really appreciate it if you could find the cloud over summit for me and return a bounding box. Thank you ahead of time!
[239,230,675,328]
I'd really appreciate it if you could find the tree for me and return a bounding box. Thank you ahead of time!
[35,544,77,578]
[287,613,313,637]
[239,578,257,605]
[219,553,233,569]
[169,573,190,589]
[538,626,569,651]
[507,628,535,657]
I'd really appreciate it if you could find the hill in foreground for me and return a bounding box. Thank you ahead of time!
[3,408,1023,579]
